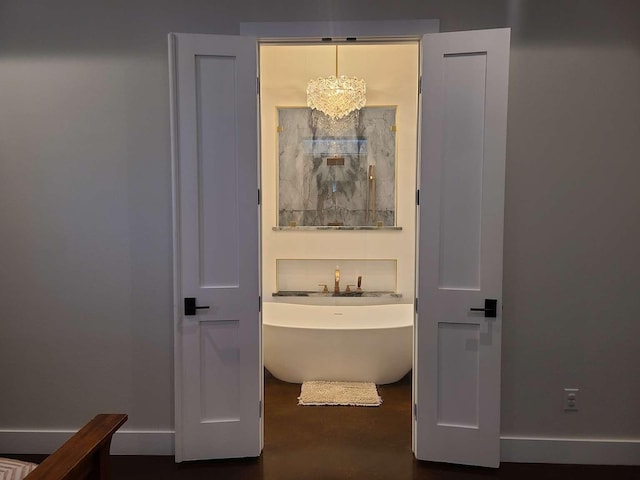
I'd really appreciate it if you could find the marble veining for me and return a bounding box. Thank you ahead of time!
[278,107,396,227]
[272,291,403,298]
[273,225,402,231]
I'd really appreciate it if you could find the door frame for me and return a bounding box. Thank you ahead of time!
[240,19,440,39]
[244,20,441,456]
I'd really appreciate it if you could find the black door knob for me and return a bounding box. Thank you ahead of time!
[184,297,210,316]
[470,298,497,318]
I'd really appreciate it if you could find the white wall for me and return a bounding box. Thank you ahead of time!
[260,44,418,302]
[1,0,639,462]
[0,55,173,431]
[501,43,640,438]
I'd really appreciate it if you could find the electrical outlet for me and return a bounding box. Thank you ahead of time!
[563,388,579,411]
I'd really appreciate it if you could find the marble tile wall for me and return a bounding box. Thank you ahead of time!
[278,107,396,226]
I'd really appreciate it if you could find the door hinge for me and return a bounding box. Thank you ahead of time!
[414,403,418,418]
[259,295,261,312]
[259,400,263,418]
[258,188,261,205]
[415,298,418,313]
[257,77,260,95]
[416,189,420,206]
[418,75,422,95]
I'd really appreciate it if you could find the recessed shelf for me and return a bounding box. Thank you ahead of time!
[273,226,402,231]
[272,291,402,298]
[276,258,397,293]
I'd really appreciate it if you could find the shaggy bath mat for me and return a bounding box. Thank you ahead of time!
[298,381,382,407]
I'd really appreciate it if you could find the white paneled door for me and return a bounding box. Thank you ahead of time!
[170,27,509,467]
[169,33,261,462]
[415,28,510,467]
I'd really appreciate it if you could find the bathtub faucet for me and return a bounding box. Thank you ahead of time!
[346,276,363,294]
[334,265,340,294]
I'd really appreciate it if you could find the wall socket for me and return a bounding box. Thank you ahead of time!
[563,388,579,411]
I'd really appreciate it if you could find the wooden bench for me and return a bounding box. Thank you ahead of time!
[24,414,128,480]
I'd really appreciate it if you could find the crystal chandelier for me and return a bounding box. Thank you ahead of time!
[311,109,360,136]
[306,45,366,120]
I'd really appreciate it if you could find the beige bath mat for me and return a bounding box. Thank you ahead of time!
[298,381,382,407]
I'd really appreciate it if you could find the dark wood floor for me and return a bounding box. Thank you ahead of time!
[7,374,639,479]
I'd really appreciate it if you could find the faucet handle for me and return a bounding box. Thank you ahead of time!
[346,284,356,293]
[318,284,329,293]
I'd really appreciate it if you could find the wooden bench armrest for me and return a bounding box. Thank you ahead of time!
[26,414,127,480]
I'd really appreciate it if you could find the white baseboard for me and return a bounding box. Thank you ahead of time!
[501,436,640,465]
[0,430,174,456]
[2,430,639,464]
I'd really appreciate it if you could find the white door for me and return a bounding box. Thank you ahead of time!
[415,28,510,467]
[169,33,261,462]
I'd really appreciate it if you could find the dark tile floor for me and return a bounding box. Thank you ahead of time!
[7,373,640,479]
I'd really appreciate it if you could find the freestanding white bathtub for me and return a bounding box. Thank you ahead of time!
[262,302,413,384]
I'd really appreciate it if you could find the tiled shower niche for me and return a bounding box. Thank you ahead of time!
[277,107,396,227]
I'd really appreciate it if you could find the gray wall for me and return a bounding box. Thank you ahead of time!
[1,0,639,440]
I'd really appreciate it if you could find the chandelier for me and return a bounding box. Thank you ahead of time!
[306,45,366,120]
[311,109,360,136]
